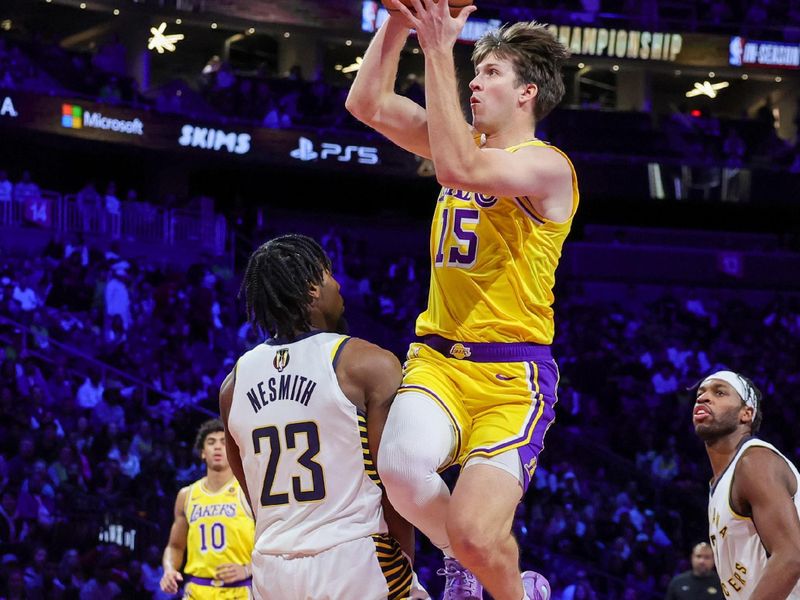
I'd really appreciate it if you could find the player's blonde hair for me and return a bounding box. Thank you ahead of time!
[472,21,569,122]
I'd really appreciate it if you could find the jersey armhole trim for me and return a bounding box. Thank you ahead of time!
[331,336,351,370]
[239,486,254,520]
[183,483,193,516]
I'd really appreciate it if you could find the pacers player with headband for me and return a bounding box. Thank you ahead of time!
[160,419,255,599]
[694,370,800,599]
[347,0,576,598]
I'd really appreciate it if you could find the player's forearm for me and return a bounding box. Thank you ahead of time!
[346,17,410,120]
[423,51,476,185]
[162,546,183,572]
[749,555,800,600]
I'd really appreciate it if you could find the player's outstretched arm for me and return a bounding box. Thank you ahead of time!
[345,13,432,159]
[735,447,800,600]
[160,486,189,594]
[219,369,253,513]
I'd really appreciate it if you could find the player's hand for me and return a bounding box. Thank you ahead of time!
[160,568,183,594]
[390,0,476,52]
[385,0,416,29]
[215,563,249,583]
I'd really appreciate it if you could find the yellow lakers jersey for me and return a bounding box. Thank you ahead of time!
[184,477,255,578]
[416,140,579,344]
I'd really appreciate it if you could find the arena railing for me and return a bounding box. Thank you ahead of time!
[0,193,229,256]
[0,190,62,228]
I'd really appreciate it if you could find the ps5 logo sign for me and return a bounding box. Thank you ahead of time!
[290,136,379,165]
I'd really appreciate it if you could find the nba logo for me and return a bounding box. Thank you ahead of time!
[273,349,290,372]
[729,37,744,67]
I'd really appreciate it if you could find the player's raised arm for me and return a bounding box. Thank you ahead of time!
[345,10,433,159]
[736,447,800,600]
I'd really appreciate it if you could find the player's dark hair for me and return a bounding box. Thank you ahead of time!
[194,419,224,453]
[240,234,331,339]
[739,375,763,434]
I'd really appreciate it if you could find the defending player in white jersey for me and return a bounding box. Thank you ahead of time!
[694,370,800,600]
[219,234,428,600]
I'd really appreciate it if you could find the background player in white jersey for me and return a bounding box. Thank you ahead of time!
[693,370,800,600]
[219,234,427,600]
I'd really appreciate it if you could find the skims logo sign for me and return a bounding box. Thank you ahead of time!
[178,124,251,154]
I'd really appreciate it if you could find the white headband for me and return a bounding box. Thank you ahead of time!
[701,370,758,418]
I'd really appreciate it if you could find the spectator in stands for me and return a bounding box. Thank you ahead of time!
[93,34,127,77]
[13,170,40,202]
[559,569,598,599]
[1,564,25,600]
[651,437,680,482]
[77,181,103,231]
[79,554,121,600]
[755,96,775,129]
[0,169,13,222]
[104,263,131,330]
[706,0,733,25]
[721,127,746,167]
[104,181,121,238]
[11,275,41,316]
[140,544,171,599]
[16,358,49,400]
[22,545,47,592]
[16,467,57,535]
[664,542,723,599]
[99,76,123,104]
[744,1,769,34]
[108,437,141,480]
[76,374,104,409]
[652,362,679,395]
[0,489,18,544]
[93,385,126,430]
[262,97,291,129]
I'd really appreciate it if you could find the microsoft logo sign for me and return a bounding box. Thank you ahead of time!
[62,103,82,129]
[61,103,144,135]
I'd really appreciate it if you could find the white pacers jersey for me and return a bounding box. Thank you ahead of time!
[708,438,800,599]
[228,331,386,556]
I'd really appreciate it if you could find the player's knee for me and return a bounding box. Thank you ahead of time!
[378,441,430,503]
[447,517,501,566]
[378,440,414,485]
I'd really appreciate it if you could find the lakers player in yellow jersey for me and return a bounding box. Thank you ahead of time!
[347,2,576,599]
[160,419,255,599]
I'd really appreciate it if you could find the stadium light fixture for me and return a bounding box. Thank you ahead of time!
[148,22,185,54]
[342,56,363,74]
[686,80,729,98]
